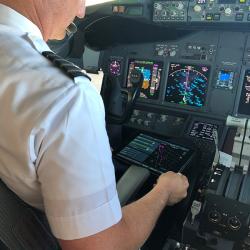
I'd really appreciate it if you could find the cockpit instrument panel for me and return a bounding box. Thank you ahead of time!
[127,59,163,100]
[237,69,250,117]
[165,63,210,108]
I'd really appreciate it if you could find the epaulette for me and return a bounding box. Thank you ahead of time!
[42,51,91,82]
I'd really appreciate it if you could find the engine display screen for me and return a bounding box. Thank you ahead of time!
[127,59,163,100]
[165,63,210,108]
[238,70,250,117]
[190,121,218,141]
[216,70,234,90]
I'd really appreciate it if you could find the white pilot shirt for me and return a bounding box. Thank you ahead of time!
[0,4,122,240]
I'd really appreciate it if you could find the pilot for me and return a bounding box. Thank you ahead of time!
[0,0,189,249]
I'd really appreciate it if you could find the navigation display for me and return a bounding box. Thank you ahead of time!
[190,121,218,141]
[165,63,210,108]
[238,70,250,117]
[127,59,163,100]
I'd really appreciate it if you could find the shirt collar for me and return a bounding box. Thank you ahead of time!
[0,4,52,53]
[0,3,43,40]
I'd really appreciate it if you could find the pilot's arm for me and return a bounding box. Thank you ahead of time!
[34,73,188,250]
[58,172,189,250]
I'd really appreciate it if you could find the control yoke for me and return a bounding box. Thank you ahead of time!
[101,69,143,124]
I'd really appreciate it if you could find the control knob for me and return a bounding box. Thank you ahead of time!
[162,10,167,16]
[225,7,232,16]
[175,117,183,125]
[193,4,202,12]
[176,2,184,10]
[130,118,136,123]
[244,236,250,246]
[160,115,168,122]
[133,110,140,116]
[171,10,177,16]
[147,113,154,119]
[228,217,241,231]
[169,50,177,57]
[157,49,164,56]
[208,210,221,223]
[137,119,143,125]
[144,120,151,127]
[154,3,163,11]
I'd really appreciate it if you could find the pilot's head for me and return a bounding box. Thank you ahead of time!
[0,0,86,40]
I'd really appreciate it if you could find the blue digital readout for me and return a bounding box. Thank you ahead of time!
[220,72,230,81]
[216,70,234,90]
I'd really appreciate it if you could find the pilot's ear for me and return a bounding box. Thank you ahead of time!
[77,0,86,18]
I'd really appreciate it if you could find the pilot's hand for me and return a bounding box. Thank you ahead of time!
[156,171,189,206]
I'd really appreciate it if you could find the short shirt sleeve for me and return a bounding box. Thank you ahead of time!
[36,78,122,240]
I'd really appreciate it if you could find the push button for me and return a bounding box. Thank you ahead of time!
[213,13,221,21]
[235,13,244,21]
[206,13,213,20]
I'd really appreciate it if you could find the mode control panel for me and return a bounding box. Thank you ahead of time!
[153,1,189,22]
[152,0,250,23]
[127,109,186,137]
[189,0,250,23]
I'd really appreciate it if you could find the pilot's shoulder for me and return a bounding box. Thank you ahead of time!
[42,51,91,83]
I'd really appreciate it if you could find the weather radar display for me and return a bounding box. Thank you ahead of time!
[166,63,210,108]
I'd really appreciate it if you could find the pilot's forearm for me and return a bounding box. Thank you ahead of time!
[118,185,170,250]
